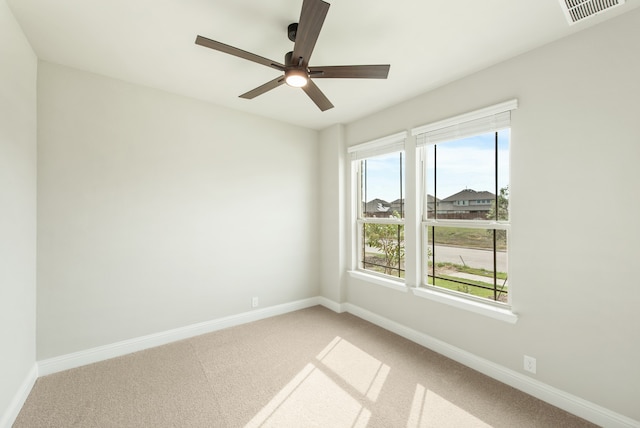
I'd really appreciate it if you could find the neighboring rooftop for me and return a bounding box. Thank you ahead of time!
[442,189,495,202]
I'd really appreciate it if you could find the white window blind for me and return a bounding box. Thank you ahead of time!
[348,131,407,160]
[412,99,517,146]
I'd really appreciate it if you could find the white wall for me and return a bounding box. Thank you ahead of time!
[338,8,640,422]
[319,124,347,304]
[36,62,320,359]
[4,1,638,424]
[0,0,37,423]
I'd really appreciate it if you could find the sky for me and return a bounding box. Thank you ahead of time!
[362,130,509,203]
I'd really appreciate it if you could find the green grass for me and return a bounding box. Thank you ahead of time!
[428,227,507,251]
[363,254,509,301]
[427,275,508,300]
[427,261,508,301]
[434,262,507,280]
[363,253,405,278]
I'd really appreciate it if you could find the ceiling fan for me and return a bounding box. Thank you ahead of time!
[195,0,390,111]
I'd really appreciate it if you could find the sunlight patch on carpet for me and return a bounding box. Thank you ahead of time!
[316,336,390,401]
[245,363,370,428]
[407,383,491,428]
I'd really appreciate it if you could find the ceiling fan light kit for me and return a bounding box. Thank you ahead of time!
[195,0,390,111]
[285,69,309,87]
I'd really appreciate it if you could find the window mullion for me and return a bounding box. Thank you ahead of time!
[402,135,418,286]
[363,160,367,219]
[493,229,497,301]
[434,144,437,220]
[494,131,499,221]
[362,223,366,271]
[493,131,498,300]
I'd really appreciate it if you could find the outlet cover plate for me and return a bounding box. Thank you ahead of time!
[524,355,537,374]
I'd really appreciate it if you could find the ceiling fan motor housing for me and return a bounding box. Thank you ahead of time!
[285,51,306,67]
[285,51,294,66]
[284,51,309,87]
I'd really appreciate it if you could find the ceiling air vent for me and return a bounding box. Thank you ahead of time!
[559,0,625,24]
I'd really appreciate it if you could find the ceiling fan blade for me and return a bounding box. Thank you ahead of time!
[195,35,285,71]
[309,64,390,79]
[239,76,286,99]
[291,0,330,66]
[302,80,333,111]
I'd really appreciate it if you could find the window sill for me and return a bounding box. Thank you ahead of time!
[348,270,408,293]
[411,286,518,324]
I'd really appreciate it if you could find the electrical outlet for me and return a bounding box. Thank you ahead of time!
[524,355,537,374]
[252,297,259,308]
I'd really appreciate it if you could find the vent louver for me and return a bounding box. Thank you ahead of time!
[559,0,625,24]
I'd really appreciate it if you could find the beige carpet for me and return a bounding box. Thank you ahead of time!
[14,306,596,427]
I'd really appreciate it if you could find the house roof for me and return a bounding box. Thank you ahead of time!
[364,198,390,213]
[442,189,495,202]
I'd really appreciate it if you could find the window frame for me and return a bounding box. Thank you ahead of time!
[413,100,516,309]
[355,151,406,282]
[345,101,518,323]
[348,132,407,285]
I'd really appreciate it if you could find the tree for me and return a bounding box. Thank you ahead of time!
[487,185,509,221]
[487,185,508,246]
[364,211,404,276]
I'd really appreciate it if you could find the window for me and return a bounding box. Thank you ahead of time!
[349,133,406,281]
[347,101,517,318]
[414,100,516,305]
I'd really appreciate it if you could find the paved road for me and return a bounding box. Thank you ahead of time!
[365,244,506,272]
[433,245,507,272]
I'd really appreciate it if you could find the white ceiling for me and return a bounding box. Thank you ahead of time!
[8,0,640,130]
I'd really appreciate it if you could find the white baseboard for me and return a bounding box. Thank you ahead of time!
[342,302,639,428]
[31,296,638,428]
[317,296,346,313]
[0,363,38,428]
[38,297,322,376]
